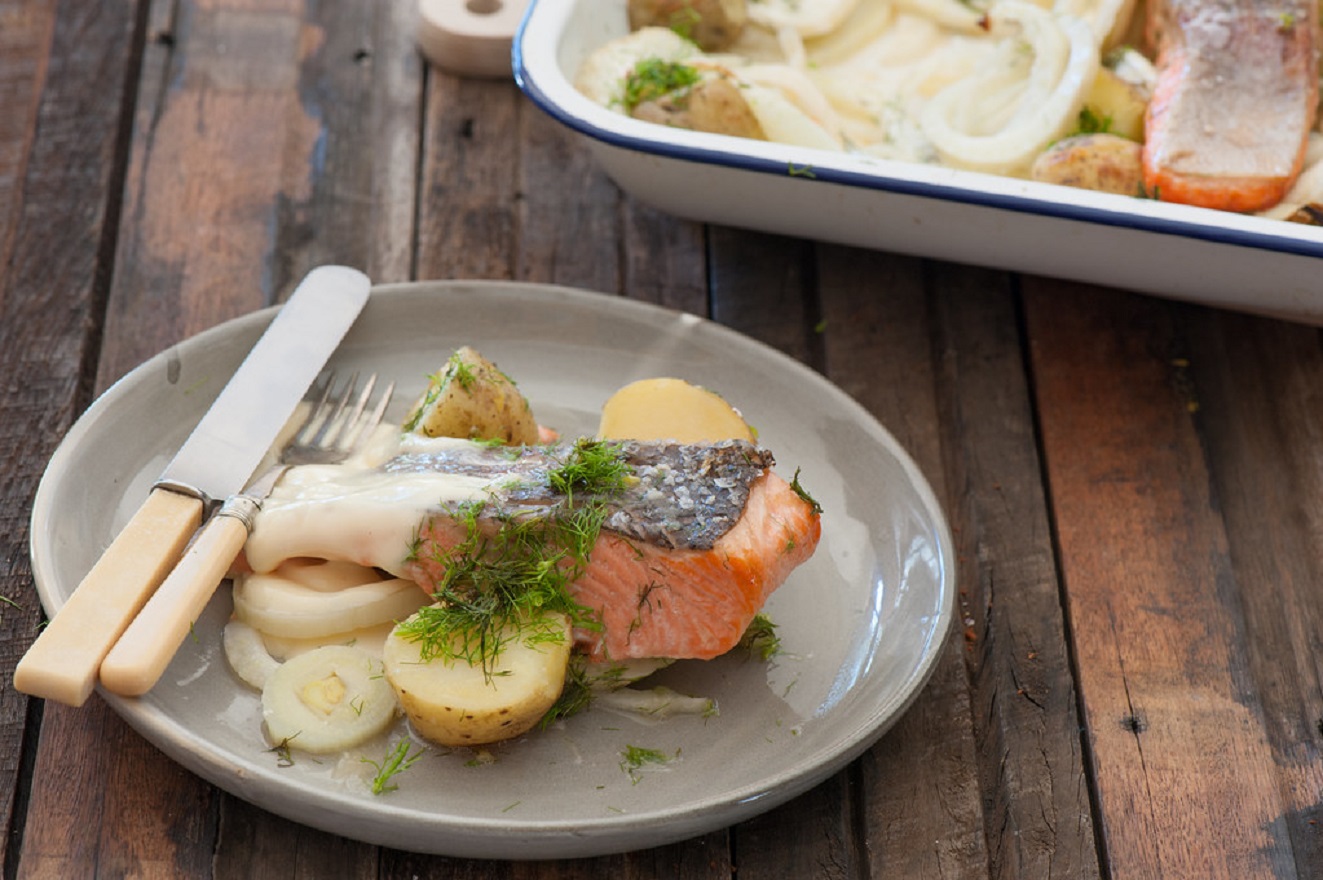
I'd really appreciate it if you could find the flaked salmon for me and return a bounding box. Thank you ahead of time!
[1143,0,1318,212]
[398,440,822,662]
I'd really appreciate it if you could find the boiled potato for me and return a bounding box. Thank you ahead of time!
[599,377,754,442]
[1030,133,1144,196]
[631,69,766,140]
[403,346,538,444]
[1082,66,1149,143]
[383,608,572,746]
[627,0,747,51]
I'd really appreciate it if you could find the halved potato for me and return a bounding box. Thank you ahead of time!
[403,346,538,444]
[598,377,754,442]
[383,608,572,746]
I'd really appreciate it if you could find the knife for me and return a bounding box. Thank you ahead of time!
[13,265,371,708]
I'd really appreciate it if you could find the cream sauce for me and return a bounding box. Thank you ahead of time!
[243,431,524,577]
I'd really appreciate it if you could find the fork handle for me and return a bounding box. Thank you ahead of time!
[13,488,204,707]
[100,499,255,697]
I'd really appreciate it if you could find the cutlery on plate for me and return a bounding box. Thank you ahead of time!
[13,265,372,707]
[99,372,394,697]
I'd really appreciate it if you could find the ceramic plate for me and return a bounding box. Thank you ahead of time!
[515,0,1323,324]
[29,281,954,859]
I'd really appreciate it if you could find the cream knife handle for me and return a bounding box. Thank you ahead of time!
[100,504,252,697]
[13,488,204,707]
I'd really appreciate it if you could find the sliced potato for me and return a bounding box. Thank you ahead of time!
[403,346,538,445]
[261,645,398,754]
[598,377,754,442]
[383,609,572,746]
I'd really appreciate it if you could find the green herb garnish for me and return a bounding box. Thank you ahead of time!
[789,467,822,515]
[1074,106,1112,135]
[739,613,782,661]
[620,745,676,783]
[621,58,702,113]
[396,443,633,674]
[363,739,426,795]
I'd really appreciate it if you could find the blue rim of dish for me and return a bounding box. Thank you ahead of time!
[512,3,1323,261]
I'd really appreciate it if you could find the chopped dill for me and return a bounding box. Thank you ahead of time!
[539,658,594,728]
[789,467,822,514]
[739,613,782,661]
[665,5,702,41]
[363,739,426,795]
[396,442,635,674]
[546,439,632,503]
[1074,106,1112,135]
[401,350,488,433]
[620,744,675,783]
[621,58,702,113]
[267,736,298,768]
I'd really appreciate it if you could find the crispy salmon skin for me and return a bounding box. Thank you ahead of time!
[401,440,823,662]
[1143,0,1318,212]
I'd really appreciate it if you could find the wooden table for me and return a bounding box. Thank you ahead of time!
[4,2,1323,877]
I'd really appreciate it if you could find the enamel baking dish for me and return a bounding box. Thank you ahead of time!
[513,0,1323,324]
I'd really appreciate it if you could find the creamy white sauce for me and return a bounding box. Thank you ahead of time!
[244,430,523,577]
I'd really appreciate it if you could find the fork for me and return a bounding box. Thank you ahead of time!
[98,372,395,697]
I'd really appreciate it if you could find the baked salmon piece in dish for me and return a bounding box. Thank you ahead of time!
[1143,0,1318,212]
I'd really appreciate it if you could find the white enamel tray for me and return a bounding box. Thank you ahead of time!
[514,0,1323,324]
[29,281,955,859]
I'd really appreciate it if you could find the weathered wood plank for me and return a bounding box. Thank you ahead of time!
[0,0,143,875]
[381,832,732,879]
[416,72,522,281]
[815,248,987,880]
[1181,309,1323,878]
[516,105,622,293]
[18,1,425,876]
[931,264,1100,880]
[214,802,377,880]
[1023,280,1293,879]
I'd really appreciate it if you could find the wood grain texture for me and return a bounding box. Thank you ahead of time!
[213,798,377,880]
[0,0,143,874]
[16,1,424,875]
[1181,308,1323,878]
[931,265,1101,880]
[816,248,987,879]
[1024,280,1293,879]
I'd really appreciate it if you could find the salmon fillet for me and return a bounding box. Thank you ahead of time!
[400,442,822,662]
[1143,0,1317,212]
[567,472,820,661]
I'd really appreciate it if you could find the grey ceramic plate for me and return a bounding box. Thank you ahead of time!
[29,280,954,859]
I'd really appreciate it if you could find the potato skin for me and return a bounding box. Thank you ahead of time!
[403,346,538,445]
[1031,134,1144,196]
[383,609,572,746]
[627,0,747,51]
[631,70,766,140]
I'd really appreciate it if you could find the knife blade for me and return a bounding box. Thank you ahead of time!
[13,265,371,707]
